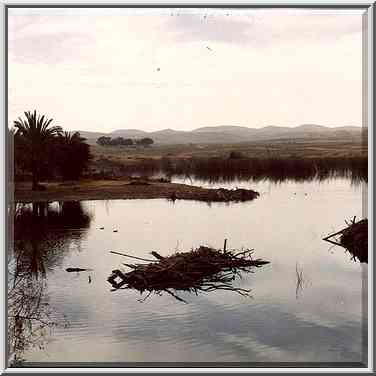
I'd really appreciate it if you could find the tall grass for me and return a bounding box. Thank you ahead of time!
[117,156,367,184]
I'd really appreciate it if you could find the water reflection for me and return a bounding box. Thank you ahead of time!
[12,201,92,275]
[8,201,92,364]
[8,259,56,366]
[8,178,365,364]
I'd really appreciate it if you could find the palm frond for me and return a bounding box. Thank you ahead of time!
[13,111,61,142]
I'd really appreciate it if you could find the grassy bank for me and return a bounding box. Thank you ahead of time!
[91,137,367,160]
[87,155,367,183]
[88,138,367,183]
[14,139,367,202]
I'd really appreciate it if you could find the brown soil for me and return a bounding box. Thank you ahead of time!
[14,178,259,203]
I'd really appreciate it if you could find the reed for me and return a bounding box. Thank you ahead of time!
[116,156,367,183]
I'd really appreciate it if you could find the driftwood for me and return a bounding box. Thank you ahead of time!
[150,251,165,260]
[66,267,93,272]
[107,245,270,303]
[110,250,156,262]
[323,217,368,263]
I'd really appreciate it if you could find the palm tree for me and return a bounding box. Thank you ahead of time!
[14,111,62,190]
[56,131,91,180]
[60,131,82,145]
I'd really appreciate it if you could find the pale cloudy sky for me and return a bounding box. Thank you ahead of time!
[8,8,365,132]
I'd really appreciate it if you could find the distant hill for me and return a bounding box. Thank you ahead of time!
[77,124,364,145]
[110,129,148,138]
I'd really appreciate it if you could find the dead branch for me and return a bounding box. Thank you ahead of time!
[108,245,269,303]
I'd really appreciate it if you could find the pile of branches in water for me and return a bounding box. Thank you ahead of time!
[340,218,368,262]
[323,217,368,263]
[108,246,270,303]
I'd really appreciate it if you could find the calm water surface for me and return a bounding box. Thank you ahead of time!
[10,178,367,365]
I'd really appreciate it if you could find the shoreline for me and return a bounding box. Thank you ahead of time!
[14,178,259,203]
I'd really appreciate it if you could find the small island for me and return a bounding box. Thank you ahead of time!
[14,177,259,203]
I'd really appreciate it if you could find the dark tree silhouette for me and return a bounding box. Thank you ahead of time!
[96,136,112,146]
[140,137,154,147]
[96,136,153,147]
[55,132,91,180]
[123,138,134,146]
[110,137,125,146]
[14,111,62,190]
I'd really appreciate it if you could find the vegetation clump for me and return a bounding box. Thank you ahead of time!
[12,110,91,189]
[340,219,368,263]
[54,132,91,180]
[97,136,154,147]
[323,217,368,263]
[108,246,269,302]
[113,155,367,184]
[13,111,62,190]
[212,187,259,201]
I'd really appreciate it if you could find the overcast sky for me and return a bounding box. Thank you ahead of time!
[8,8,365,133]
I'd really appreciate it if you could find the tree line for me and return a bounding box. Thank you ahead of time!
[96,136,154,147]
[12,110,91,190]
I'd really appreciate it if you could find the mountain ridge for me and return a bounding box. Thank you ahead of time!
[77,124,364,145]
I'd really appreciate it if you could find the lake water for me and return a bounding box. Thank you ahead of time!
[9,177,368,366]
